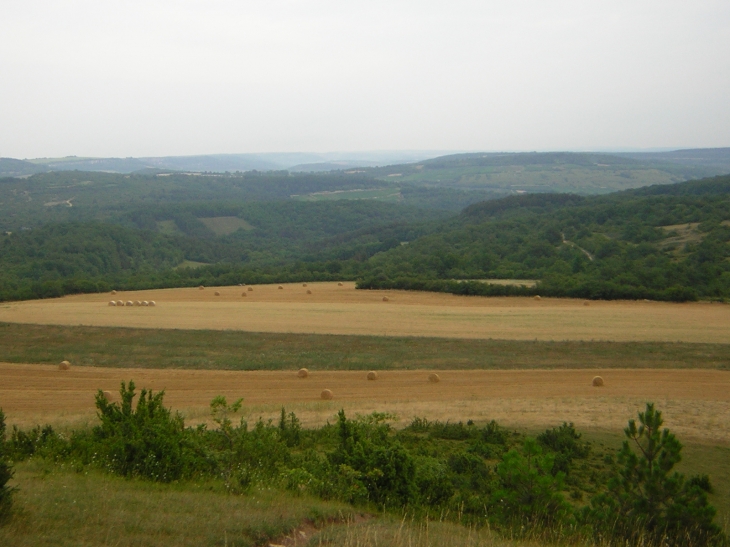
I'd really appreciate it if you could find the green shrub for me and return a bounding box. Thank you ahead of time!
[583,403,724,546]
[0,409,16,524]
[489,438,573,534]
[329,410,416,507]
[92,381,205,481]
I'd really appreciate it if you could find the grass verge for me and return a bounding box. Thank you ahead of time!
[0,460,352,547]
[1,322,729,371]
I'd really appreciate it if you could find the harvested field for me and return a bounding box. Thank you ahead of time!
[0,282,729,342]
[1,363,728,445]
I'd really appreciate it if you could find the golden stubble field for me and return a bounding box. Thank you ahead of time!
[2,363,729,445]
[0,282,729,342]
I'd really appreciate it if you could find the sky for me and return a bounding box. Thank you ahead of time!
[1,1,729,158]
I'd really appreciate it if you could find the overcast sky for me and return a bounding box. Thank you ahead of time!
[1,1,729,158]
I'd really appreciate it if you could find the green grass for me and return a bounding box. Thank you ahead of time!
[1,322,729,371]
[0,460,352,547]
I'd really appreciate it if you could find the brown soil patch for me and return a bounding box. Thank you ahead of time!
[0,283,728,343]
[2,363,728,444]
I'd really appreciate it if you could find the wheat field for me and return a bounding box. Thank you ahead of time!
[0,282,728,342]
[2,362,728,445]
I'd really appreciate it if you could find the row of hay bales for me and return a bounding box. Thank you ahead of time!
[297,368,607,398]
[296,368,442,400]
[109,300,156,307]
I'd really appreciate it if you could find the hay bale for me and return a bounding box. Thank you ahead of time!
[242,292,247,297]
[338,282,343,286]
[320,389,333,400]
[199,285,205,290]
[108,301,116,306]
[214,291,221,296]
[247,287,254,292]
[302,283,308,287]
[592,376,604,387]
[116,300,124,306]
[306,289,312,294]
[149,301,156,307]
[382,296,389,302]
[102,390,113,400]
[125,301,133,306]
[134,301,142,306]
[59,360,71,371]
[367,371,378,381]
[142,301,149,306]
[297,368,309,378]
[111,290,117,295]
[278,285,284,290]
[583,300,590,306]
[428,373,440,383]
[534,295,541,301]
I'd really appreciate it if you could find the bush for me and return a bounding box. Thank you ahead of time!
[328,410,416,507]
[0,409,16,524]
[489,438,573,534]
[92,381,204,482]
[583,403,724,546]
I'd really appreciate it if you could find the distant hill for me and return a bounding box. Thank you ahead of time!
[361,150,730,195]
[0,158,48,177]
[357,173,730,301]
[2,151,450,176]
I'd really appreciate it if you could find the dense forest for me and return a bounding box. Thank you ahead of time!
[1,169,729,303]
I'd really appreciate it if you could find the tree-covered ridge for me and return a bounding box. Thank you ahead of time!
[1,174,730,303]
[359,175,730,301]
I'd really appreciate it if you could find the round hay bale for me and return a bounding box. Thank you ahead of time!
[278,285,284,290]
[116,300,124,306]
[199,285,205,290]
[102,390,113,400]
[382,296,389,302]
[214,291,220,296]
[242,292,247,297]
[428,373,440,383]
[58,360,71,371]
[306,289,312,294]
[149,301,156,307]
[108,301,116,306]
[111,290,117,295]
[302,283,308,287]
[125,301,133,306]
[320,389,333,400]
[583,300,590,306]
[142,301,149,306]
[297,368,309,378]
[338,282,343,286]
[247,287,254,292]
[534,295,541,301]
[367,371,378,381]
[134,301,142,306]
[592,376,604,387]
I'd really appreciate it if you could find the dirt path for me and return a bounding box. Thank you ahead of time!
[1,283,728,343]
[2,363,728,444]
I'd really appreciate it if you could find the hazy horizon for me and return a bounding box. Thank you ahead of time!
[2,1,729,158]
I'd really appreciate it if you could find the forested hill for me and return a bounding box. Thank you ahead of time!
[358,175,730,301]
[1,173,729,303]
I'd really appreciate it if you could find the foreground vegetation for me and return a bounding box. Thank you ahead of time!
[2,322,729,371]
[0,383,726,546]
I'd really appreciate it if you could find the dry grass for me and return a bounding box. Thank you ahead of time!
[313,517,535,547]
[1,283,728,343]
[2,363,728,445]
